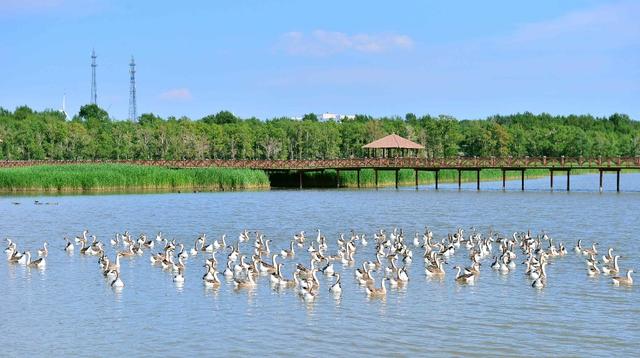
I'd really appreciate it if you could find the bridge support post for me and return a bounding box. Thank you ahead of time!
[357,169,360,189]
[521,169,525,191]
[435,170,439,190]
[336,169,340,188]
[299,171,303,190]
[566,170,570,191]
[395,169,399,189]
[415,169,419,190]
[476,169,480,190]
[550,170,554,191]
[599,169,603,192]
[617,169,620,192]
[457,169,461,190]
[502,169,506,190]
[375,169,378,189]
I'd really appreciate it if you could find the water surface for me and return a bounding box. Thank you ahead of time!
[1,173,639,357]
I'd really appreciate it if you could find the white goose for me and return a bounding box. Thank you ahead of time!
[111,271,125,288]
[329,273,342,294]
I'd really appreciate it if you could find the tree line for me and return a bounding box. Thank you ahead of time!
[0,104,638,161]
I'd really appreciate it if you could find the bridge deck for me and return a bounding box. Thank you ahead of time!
[0,157,638,170]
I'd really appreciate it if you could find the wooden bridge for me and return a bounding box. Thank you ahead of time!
[1,156,639,191]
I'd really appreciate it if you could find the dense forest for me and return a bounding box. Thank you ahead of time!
[0,105,638,161]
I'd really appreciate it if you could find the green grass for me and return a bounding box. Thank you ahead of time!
[0,164,270,192]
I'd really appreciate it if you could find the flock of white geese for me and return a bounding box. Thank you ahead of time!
[3,228,634,300]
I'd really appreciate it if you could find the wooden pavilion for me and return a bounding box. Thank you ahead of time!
[362,133,424,158]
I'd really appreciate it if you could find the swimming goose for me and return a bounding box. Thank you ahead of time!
[9,250,25,264]
[329,273,342,294]
[190,238,202,256]
[532,276,546,288]
[238,230,250,243]
[425,259,445,277]
[320,260,335,276]
[37,242,48,257]
[118,244,136,258]
[173,256,186,273]
[365,277,387,297]
[299,284,317,302]
[161,254,176,270]
[4,239,15,255]
[178,243,189,261]
[355,262,369,280]
[454,266,475,284]
[223,261,234,278]
[602,248,614,265]
[602,256,620,275]
[280,241,295,259]
[574,239,583,253]
[213,235,227,251]
[582,243,598,256]
[110,234,120,247]
[234,255,249,274]
[79,240,91,255]
[25,251,46,269]
[499,255,510,273]
[531,262,548,288]
[464,262,481,276]
[173,267,185,283]
[360,234,368,246]
[587,262,600,277]
[203,267,221,288]
[111,270,125,288]
[105,253,122,272]
[490,256,500,270]
[227,243,240,262]
[259,254,278,274]
[275,264,296,287]
[75,229,89,244]
[611,269,633,286]
[233,268,256,289]
[201,236,215,253]
[397,266,410,282]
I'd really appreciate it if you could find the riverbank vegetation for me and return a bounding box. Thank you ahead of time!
[0,105,638,161]
[0,164,269,192]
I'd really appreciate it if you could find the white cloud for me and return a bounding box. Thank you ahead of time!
[505,1,640,49]
[278,30,414,56]
[159,88,192,101]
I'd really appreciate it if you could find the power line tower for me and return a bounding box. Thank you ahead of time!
[128,56,137,122]
[91,49,97,105]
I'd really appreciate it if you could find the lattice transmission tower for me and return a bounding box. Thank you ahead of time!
[90,49,97,105]
[128,56,137,122]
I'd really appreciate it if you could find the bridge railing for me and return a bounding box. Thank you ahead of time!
[0,157,639,169]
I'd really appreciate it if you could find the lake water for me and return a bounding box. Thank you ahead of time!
[1,173,639,357]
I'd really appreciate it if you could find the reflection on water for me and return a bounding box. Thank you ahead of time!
[1,173,639,356]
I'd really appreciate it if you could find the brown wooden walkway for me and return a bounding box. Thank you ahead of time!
[1,156,638,191]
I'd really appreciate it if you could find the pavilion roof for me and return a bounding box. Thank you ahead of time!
[362,134,424,149]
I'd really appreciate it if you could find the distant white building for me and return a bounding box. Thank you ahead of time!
[289,113,356,122]
[321,113,337,121]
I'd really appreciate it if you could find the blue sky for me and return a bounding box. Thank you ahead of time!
[0,0,638,120]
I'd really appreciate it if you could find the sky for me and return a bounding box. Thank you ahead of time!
[0,0,638,120]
